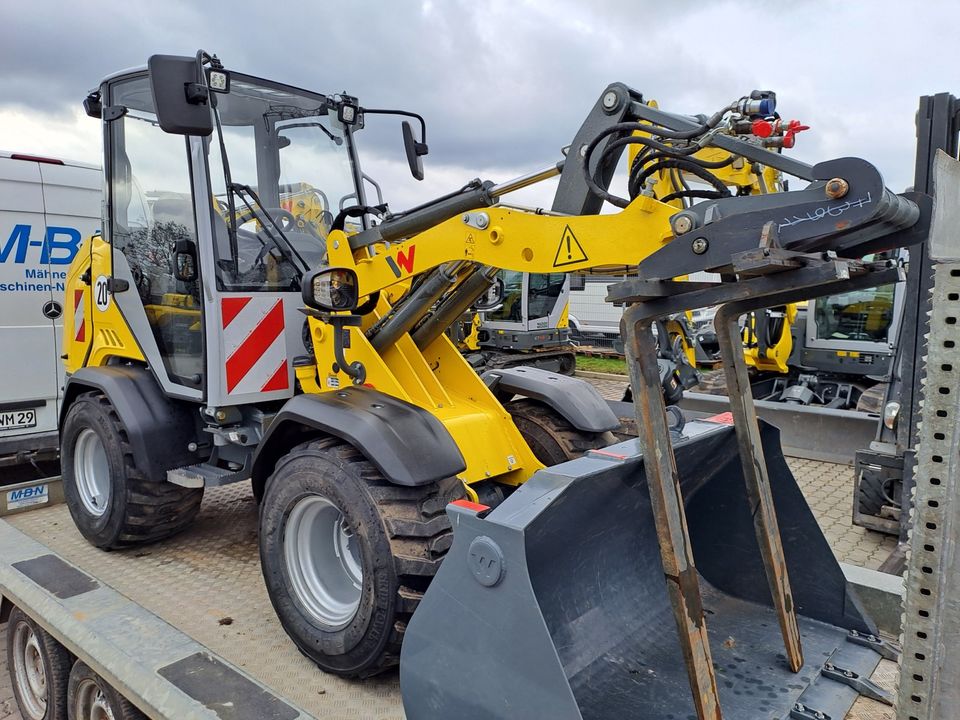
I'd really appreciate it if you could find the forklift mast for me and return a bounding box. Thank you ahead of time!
[855,93,960,548]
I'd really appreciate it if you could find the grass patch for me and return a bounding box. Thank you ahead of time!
[576,354,628,375]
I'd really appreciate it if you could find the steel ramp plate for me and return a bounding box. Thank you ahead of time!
[3,486,404,719]
[402,419,885,720]
[0,520,313,720]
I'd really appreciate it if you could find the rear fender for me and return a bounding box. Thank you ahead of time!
[61,366,202,482]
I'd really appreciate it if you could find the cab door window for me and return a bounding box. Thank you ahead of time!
[488,270,524,322]
[109,76,204,387]
[527,273,566,320]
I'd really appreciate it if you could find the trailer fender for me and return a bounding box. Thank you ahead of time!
[482,366,620,432]
[61,366,200,483]
[251,387,466,499]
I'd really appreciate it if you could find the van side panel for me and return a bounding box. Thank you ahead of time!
[0,158,58,442]
[0,157,100,453]
[38,163,102,420]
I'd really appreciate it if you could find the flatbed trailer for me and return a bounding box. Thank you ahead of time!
[0,471,898,719]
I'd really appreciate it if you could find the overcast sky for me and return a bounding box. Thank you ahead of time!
[2,0,958,210]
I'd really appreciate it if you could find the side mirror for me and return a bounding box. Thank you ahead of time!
[173,240,198,282]
[302,267,360,312]
[474,277,505,312]
[148,54,218,136]
[402,120,428,181]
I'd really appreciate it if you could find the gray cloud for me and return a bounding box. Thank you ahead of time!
[2,0,958,207]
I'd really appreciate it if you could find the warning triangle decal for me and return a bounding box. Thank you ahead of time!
[553,225,588,267]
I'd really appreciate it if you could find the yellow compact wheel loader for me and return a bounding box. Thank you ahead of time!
[60,51,931,719]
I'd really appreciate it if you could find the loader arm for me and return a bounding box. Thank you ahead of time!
[298,82,925,494]
[327,160,920,298]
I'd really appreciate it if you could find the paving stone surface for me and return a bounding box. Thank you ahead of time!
[581,372,898,569]
[0,376,898,718]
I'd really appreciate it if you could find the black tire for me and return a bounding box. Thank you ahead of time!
[6,606,71,720]
[67,661,144,720]
[61,392,203,549]
[259,437,466,678]
[507,398,617,466]
[857,471,901,518]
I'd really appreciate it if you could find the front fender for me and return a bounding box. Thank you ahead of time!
[482,366,620,432]
[251,387,466,499]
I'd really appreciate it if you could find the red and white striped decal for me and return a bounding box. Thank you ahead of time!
[73,289,85,343]
[222,296,290,395]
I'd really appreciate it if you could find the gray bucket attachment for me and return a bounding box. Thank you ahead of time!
[401,419,888,719]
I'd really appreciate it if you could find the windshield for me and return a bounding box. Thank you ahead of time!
[811,252,899,343]
[208,77,362,292]
[812,284,896,342]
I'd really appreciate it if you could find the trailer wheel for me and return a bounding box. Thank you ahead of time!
[7,607,70,720]
[259,437,466,677]
[61,392,203,549]
[67,661,144,720]
[507,398,617,466]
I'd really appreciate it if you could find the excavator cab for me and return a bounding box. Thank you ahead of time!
[69,57,365,404]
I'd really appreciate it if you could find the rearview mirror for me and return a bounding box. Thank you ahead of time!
[474,277,505,312]
[148,54,215,136]
[402,120,428,181]
[173,240,198,282]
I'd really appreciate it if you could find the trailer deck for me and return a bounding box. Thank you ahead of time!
[0,459,899,719]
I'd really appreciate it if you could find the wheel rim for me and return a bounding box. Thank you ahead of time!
[73,677,116,720]
[12,621,47,720]
[74,428,111,517]
[283,495,363,628]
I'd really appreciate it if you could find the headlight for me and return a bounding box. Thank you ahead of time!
[883,401,901,430]
[302,267,359,312]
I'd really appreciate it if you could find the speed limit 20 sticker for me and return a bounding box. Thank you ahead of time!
[94,275,111,312]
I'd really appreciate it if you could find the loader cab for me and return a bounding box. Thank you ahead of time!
[92,64,366,406]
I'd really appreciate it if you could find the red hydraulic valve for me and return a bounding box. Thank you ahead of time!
[751,118,810,147]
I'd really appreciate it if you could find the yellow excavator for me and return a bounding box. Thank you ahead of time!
[60,52,927,719]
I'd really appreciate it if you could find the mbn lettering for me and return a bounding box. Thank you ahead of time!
[0,225,82,265]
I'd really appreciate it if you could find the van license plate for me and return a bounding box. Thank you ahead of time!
[0,410,37,430]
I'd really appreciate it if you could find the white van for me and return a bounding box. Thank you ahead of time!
[569,272,719,343]
[0,152,101,464]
